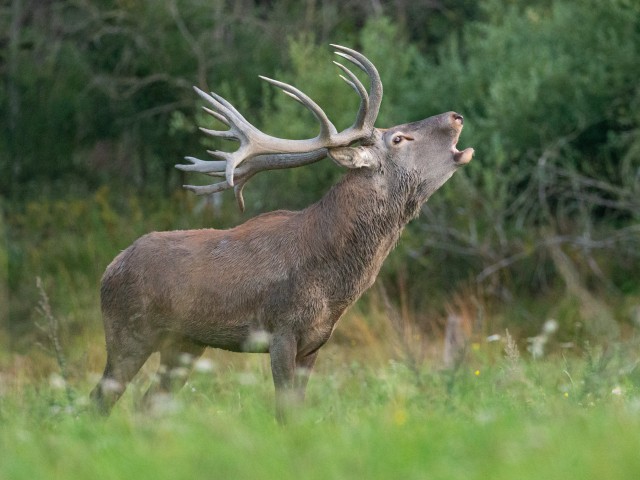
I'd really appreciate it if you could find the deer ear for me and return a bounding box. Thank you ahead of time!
[328,146,376,169]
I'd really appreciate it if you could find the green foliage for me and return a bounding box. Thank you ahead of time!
[391,0,640,310]
[421,0,640,218]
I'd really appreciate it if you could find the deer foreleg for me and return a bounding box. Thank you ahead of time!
[270,333,297,423]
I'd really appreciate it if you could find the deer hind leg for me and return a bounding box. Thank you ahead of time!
[90,345,153,416]
[140,335,205,410]
[294,350,319,403]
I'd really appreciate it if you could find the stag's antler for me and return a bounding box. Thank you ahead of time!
[176,44,382,211]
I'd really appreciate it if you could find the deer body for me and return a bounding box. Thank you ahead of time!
[91,46,473,421]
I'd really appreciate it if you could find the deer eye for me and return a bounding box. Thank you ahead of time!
[391,133,413,145]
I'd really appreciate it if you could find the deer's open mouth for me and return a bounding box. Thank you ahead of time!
[452,134,474,165]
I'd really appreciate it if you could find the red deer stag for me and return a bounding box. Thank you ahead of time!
[91,45,474,421]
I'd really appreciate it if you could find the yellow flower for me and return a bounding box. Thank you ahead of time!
[393,408,407,426]
[474,370,480,376]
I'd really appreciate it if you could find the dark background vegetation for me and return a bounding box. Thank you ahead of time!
[1,0,639,356]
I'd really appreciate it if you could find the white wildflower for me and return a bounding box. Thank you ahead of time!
[49,373,66,390]
[179,353,194,366]
[194,357,215,373]
[543,319,559,335]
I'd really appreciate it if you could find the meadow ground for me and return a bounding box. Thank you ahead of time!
[2,334,640,480]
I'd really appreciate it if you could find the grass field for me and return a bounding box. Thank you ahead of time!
[2,334,640,480]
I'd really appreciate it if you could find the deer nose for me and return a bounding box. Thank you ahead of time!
[452,113,464,126]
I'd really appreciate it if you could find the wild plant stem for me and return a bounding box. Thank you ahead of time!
[36,276,74,406]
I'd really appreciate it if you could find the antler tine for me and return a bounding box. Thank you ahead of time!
[204,90,264,137]
[202,107,229,125]
[176,156,227,174]
[333,61,368,98]
[200,127,238,141]
[193,87,231,121]
[194,87,246,129]
[333,51,366,70]
[180,156,239,195]
[330,44,382,131]
[259,75,337,139]
[183,180,231,196]
[234,183,247,212]
[332,61,369,129]
[207,90,256,134]
[206,149,234,162]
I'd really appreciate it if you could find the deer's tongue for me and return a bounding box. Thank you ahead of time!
[454,147,474,165]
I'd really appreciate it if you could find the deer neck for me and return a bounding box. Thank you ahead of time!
[300,166,422,305]
[312,163,424,235]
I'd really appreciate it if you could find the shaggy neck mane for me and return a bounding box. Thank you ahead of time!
[297,164,423,308]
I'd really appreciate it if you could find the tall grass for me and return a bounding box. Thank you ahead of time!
[2,338,640,480]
